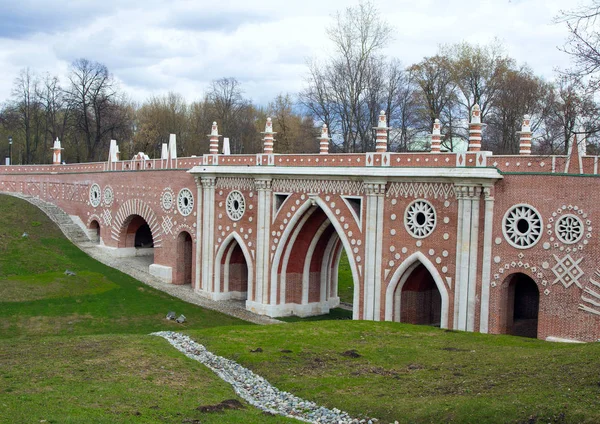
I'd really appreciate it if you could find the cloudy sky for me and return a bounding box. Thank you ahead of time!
[0,0,577,106]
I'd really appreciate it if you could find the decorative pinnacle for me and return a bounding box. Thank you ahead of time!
[264,117,274,134]
[207,121,221,137]
[432,119,441,135]
[319,124,331,140]
[377,110,387,128]
[521,115,531,132]
[471,104,481,124]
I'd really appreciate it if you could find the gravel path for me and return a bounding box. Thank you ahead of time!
[152,331,375,424]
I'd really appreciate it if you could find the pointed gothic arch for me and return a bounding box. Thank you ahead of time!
[270,196,361,318]
[385,252,449,328]
[213,232,254,301]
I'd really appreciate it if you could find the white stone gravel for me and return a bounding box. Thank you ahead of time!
[152,331,375,424]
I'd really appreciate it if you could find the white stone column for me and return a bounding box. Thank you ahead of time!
[454,184,482,331]
[479,186,495,333]
[254,178,272,307]
[466,186,482,332]
[363,181,386,320]
[453,188,465,329]
[194,176,203,292]
[200,176,216,296]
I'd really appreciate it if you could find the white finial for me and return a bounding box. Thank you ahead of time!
[265,117,273,133]
[433,119,441,135]
[377,110,388,128]
[522,114,531,132]
[471,104,481,124]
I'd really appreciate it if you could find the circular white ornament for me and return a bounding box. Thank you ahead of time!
[404,199,436,239]
[502,204,542,249]
[555,214,584,244]
[89,183,101,207]
[177,188,195,216]
[161,189,174,211]
[226,190,246,221]
[103,186,114,206]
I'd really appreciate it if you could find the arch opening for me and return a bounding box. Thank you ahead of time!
[174,231,193,285]
[119,214,155,262]
[385,252,449,329]
[89,220,101,244]
[504,273,539,338]
[395,264,441,326]
[273,202,358,318]
[220,238,249,300]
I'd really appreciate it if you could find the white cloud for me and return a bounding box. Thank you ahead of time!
[0,0,575,106]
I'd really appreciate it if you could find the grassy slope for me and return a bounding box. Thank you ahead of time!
[0,194,245,338]
[189,322,600,423]
[0,195,294,423]
[2,194,600,423]
[337,250,354,304]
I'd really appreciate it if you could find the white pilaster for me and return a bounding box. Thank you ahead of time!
[254,178,272,306]
[479,187,495,333]
[194,177,203,292]
[457,186,473,331]
[466,186,482,332]
[453,190,464,329]
[200,176,216,294]
[363,181,386,320]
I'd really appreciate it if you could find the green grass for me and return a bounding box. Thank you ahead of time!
[0,194,246,338]
[3,193,600,423]
[337,250,354,304]
[188,322,600,423]
[0,194,294,423]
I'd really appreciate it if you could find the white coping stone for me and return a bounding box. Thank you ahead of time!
[545,336,585,343]
[148,263,172,283]
[188,165,503,180]
[152,331,365,423]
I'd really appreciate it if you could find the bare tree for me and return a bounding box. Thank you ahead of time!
[64,58,128,161]
[207,77,250,153]
[557,1,600,89]
[442,41,513,121]
[537,77,600,155]
[300,1,393,152]
[38,73,68,158]
[8,68,41,163]
[409,55,461,150]
[484,67,548,153]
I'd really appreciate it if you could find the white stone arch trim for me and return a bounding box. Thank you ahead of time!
[111,198,162,247]
[213,231,254,300]
[87,213,102,227]
[302,218,333,304]
[276,206,317,305]
[272,196,361,319]
[384,251,449,329]
[173,223,197,241]
[321,232,341,303]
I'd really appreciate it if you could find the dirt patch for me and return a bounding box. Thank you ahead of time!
[197,399,244,413]
[440,347,470,352]
[341,349,361,358]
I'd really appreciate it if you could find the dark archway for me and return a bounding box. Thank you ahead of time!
[506,273,539,338]
[174,231,193,285]
[399,264,442,326]
[134,223,153,248]
[89,220,100,244]
[216,237,249,300]
[121,215,155,252]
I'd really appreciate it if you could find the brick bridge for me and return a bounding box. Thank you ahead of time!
[2,110,600,342]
